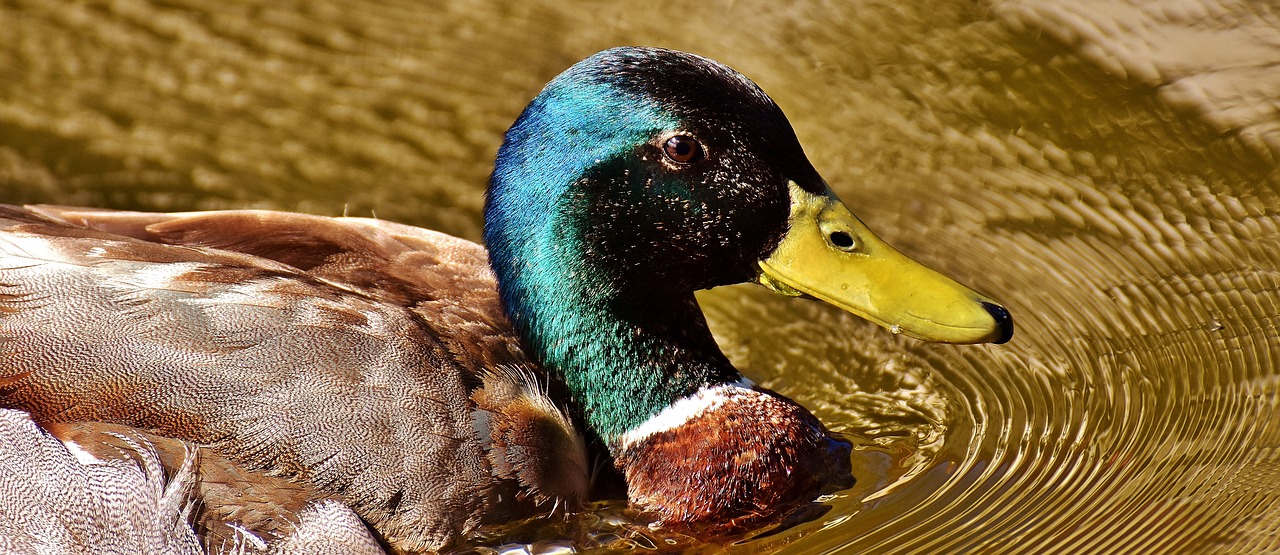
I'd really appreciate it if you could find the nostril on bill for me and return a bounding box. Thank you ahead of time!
[828,231,855,250]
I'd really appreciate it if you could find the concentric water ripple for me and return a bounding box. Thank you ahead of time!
[2,0,1279,553]
[702,1,1280,552]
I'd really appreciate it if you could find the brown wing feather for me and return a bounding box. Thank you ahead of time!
[29,206,529,374]
[0,205,587,551]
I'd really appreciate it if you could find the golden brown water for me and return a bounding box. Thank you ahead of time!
[2,0,1279,553]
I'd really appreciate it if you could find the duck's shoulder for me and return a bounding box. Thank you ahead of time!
[28,205,526,372]
[20,204,491,283]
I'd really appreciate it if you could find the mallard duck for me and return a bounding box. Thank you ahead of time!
[0,47,1011,553]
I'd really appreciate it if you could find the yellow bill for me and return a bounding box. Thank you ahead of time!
[758,182,1013,344]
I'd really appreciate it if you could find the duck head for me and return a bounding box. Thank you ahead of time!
[485,47,1012,527]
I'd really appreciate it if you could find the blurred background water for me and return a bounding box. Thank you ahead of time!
[2,0,1279,553]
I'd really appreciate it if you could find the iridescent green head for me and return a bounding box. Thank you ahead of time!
[487,47,1010,354]
[487,48,816,299]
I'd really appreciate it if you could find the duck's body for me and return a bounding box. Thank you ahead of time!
[0,206,586,552]
[0,47,1011,552]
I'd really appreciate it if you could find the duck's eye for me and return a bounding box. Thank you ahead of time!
[663,135,703,164]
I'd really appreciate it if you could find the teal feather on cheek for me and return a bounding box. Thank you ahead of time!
[487,70,675,243]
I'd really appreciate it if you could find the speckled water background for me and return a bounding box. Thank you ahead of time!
[2,1,1279,553]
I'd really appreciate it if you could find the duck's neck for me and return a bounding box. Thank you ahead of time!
[484,81,746,447]
[491,238,743,447]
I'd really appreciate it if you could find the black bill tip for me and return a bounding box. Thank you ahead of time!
[981,302,1015,344]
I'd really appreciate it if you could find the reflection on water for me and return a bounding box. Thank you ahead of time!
[2,0,1279,553]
